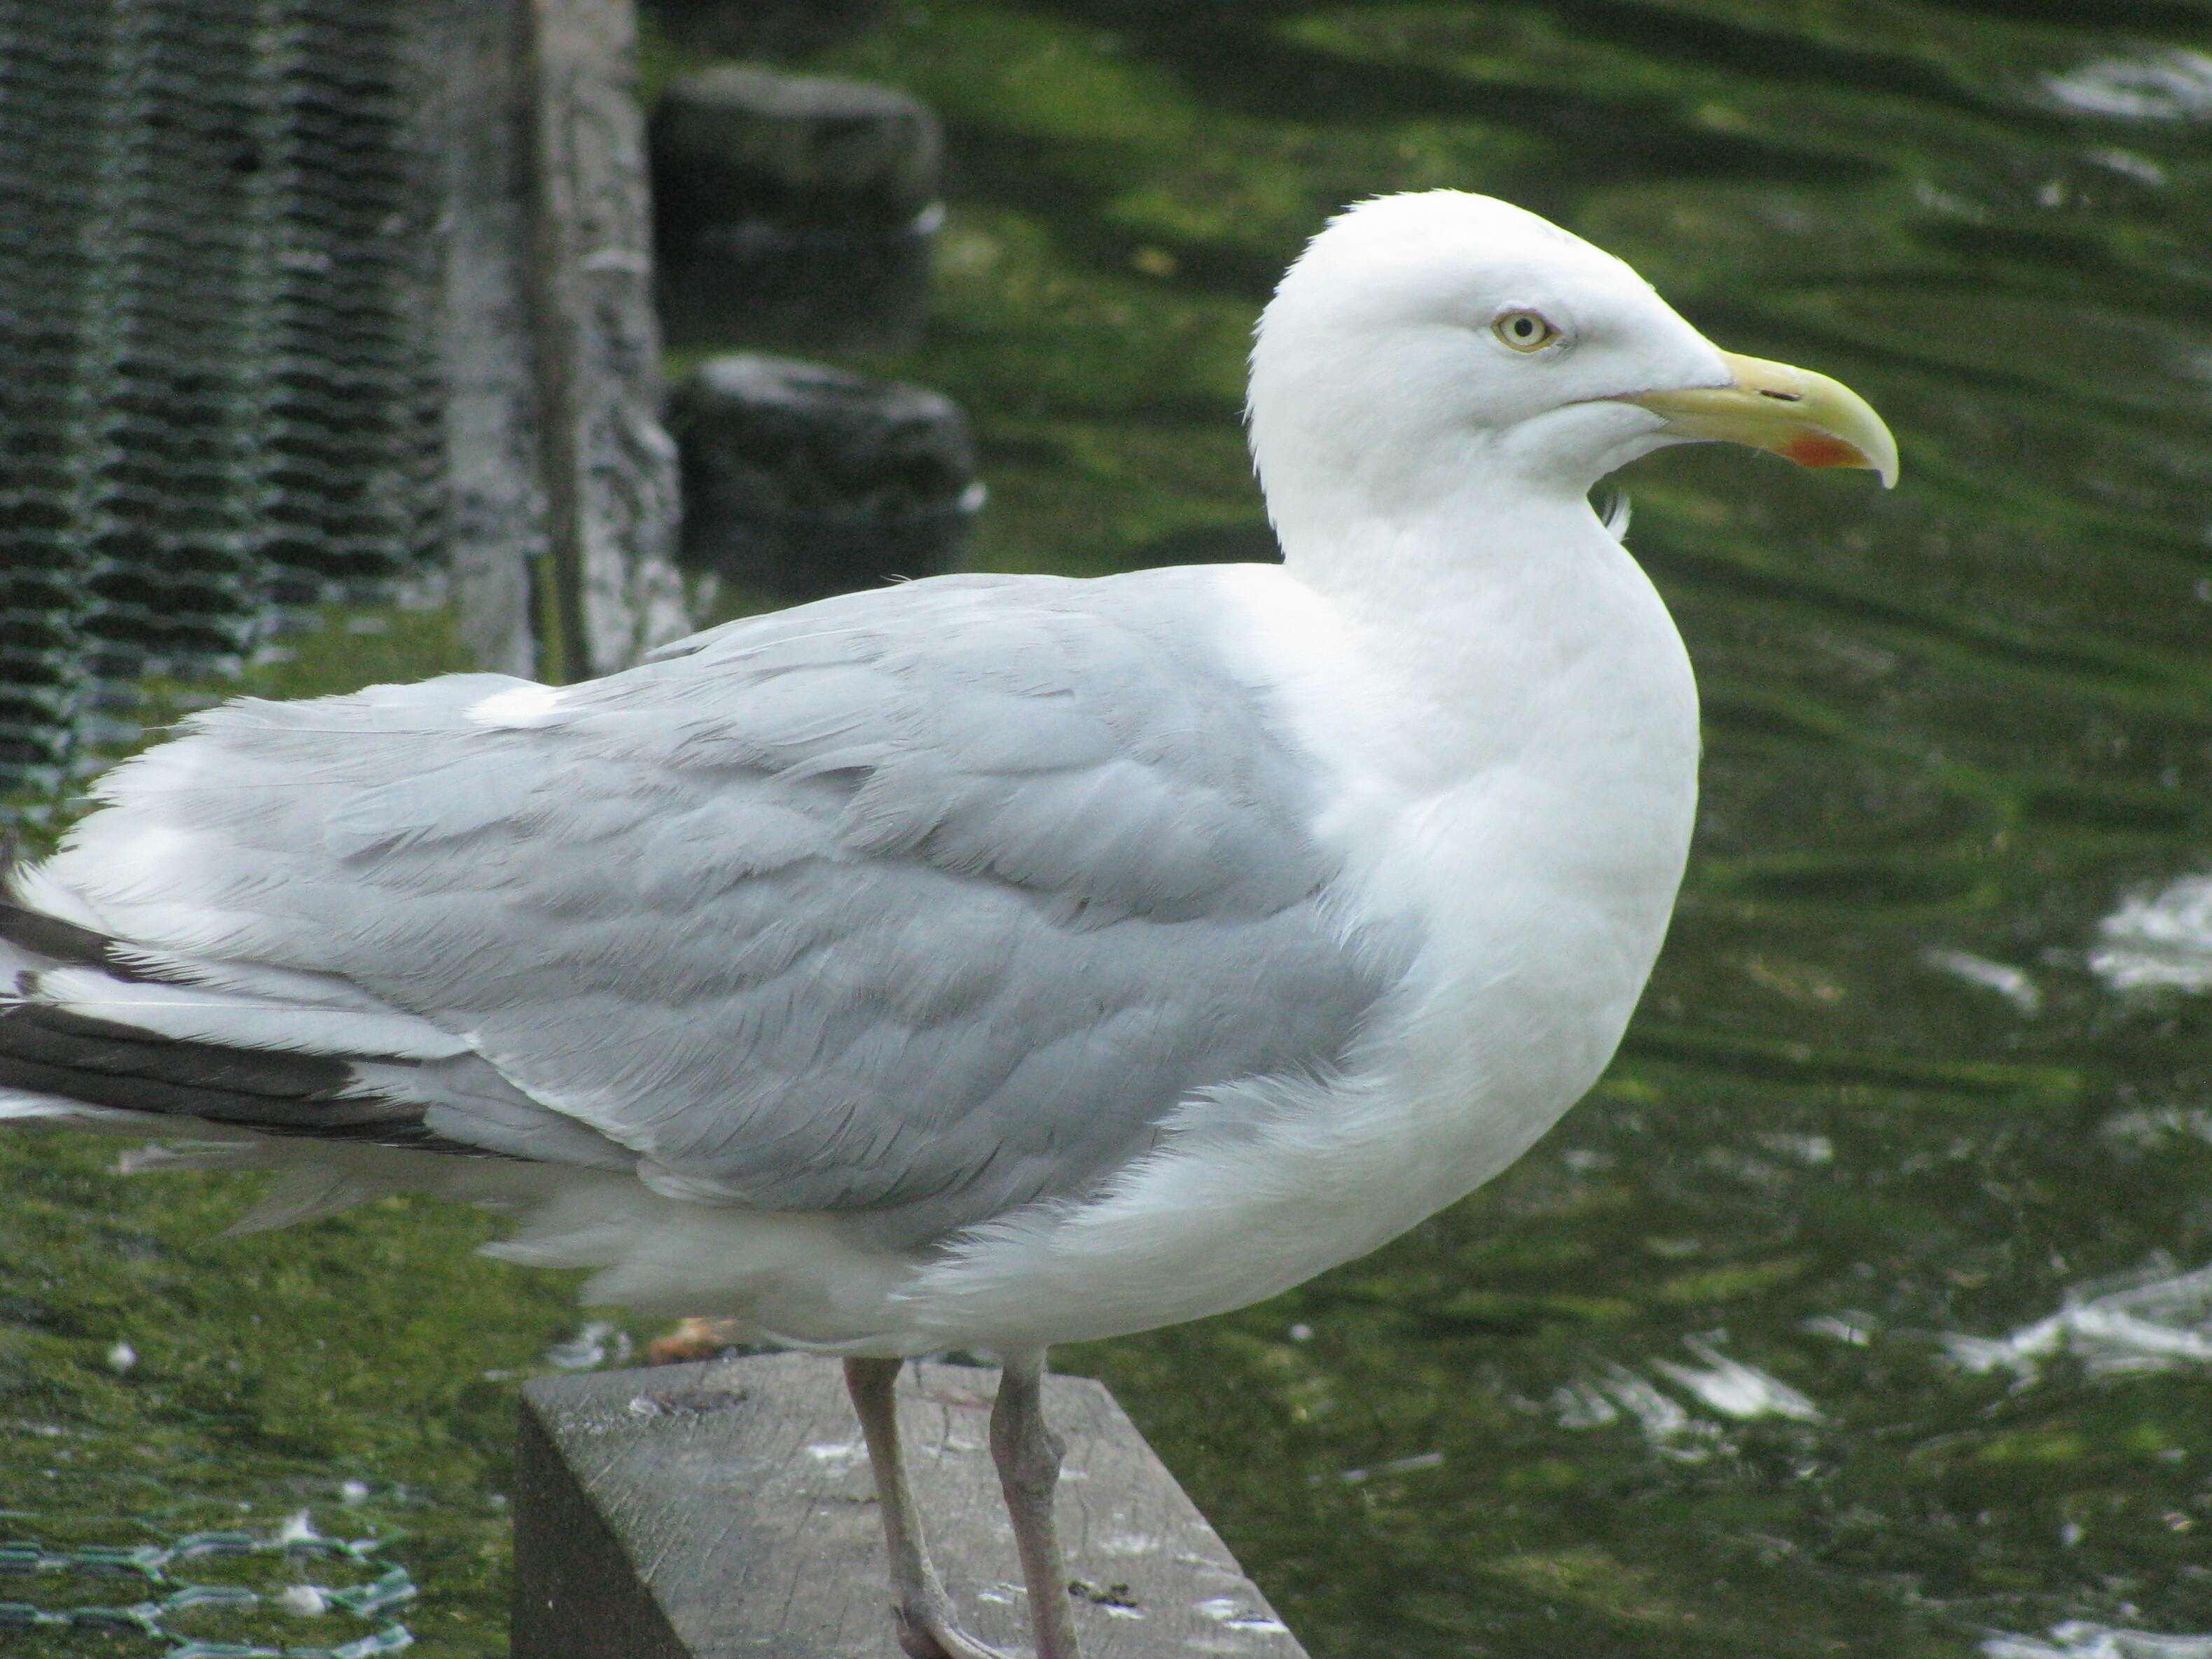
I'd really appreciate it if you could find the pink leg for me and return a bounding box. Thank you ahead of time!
[989,1350,1081,1659]
[844,1356,1011,1659]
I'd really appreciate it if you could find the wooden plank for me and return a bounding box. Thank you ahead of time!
[514,1353,1310,1658]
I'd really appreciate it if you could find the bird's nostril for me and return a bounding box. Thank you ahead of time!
[1760,389,1802,402]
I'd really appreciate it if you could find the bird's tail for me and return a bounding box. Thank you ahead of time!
[0,860,463,1154]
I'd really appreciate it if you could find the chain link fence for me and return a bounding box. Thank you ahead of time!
[0,0,444,809]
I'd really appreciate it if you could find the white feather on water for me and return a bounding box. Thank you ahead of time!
[2041,50,2212,123]
[1551,1335,1819,1460]
[1924,946,2043,1013]
[1984,1621,2212,1659]
[2089,873,2212,994]
[1944,1257,2212,1381]
[1651,1335,1822,1422]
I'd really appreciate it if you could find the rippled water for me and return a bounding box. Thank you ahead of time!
[9,2,2212,1655]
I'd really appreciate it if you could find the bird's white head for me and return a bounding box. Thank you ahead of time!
[1247,191,1895,558]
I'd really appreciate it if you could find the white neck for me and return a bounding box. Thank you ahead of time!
[1263,468,1658,776]
[1272,468,1603,606]
[1224,454,1702,979]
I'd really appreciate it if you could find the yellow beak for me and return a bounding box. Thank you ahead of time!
[1622,351,1898,488]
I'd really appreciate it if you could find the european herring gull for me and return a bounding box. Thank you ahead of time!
[0,191,1895,1659]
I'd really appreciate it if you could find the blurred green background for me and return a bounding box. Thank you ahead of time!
[8,2,2212,1655]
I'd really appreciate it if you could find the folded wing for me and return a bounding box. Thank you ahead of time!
[3,570,1401,1247]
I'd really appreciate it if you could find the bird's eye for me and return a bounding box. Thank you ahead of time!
[1493,310,1560,352]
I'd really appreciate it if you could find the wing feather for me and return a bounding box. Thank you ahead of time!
[6,569,1406,1245]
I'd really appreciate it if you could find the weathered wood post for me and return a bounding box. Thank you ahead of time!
[520,0,690,681]
[429,0,693,682]
[512,1354,1311,1658]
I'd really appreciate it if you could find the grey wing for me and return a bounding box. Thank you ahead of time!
[6,571,1402,1246]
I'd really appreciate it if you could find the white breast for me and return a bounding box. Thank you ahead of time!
[898,539,1700,1353]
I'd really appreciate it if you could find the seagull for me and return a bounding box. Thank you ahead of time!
[0,191,1894,1659]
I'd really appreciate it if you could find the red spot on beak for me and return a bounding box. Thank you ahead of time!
[1779,432,1865,470]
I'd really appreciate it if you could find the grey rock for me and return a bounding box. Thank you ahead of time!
[648,0,892,66]
[651,66,941,347]
[654,64,940,232]
[670,353,981,603]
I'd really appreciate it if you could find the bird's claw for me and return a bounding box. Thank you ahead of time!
[894,1595,1016,1659]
